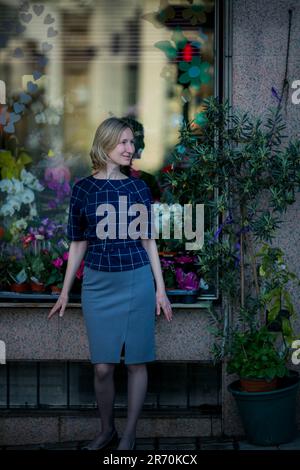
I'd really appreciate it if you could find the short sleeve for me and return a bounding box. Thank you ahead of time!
[67,183,87,241]
[138,181,157,239]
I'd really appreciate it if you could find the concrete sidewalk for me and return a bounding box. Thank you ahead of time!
[2,434,300,451]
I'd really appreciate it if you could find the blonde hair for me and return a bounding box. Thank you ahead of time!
[90,117,133,172]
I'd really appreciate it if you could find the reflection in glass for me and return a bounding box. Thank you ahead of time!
[9,362,37,408]
[40,362,67,408]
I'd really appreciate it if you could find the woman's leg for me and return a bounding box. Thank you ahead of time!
[86,363,116,449]
[117,363,148,450]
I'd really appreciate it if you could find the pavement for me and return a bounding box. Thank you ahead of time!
[2,434,300,451]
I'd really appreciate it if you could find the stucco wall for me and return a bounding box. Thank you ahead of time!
[224,0,300,436]
[0,304,215,362]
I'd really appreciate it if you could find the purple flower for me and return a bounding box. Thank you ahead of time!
[175,267,199,290]
[161,258,175,268]
[175,255,196,264]
[48,200,58,209]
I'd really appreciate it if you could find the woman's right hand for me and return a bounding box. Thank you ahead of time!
[48,293,69,319]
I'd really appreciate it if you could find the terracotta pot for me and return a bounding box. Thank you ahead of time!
[240,377,278,392]
[51,285,62,294]
[30,281,45,293]
[10,282,31,293]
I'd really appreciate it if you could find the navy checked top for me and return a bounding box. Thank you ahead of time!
[67,175,155,272]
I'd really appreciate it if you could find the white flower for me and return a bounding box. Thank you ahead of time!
[14,218,28,230]
[199,278,209,290]
[11,178,24,194]
[28,179,44,192]
[20,169,35,185]
[35,234,45,240]
[0,179,14,193]
[0,203,15,217]
[20,188,35,204]
[35,113,46,124]
[7,196,21,211]
[29,205,37,217]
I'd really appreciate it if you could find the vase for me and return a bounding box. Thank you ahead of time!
[10,282,31,293]
[51,285,62,294]
[30,281,45,293]
[240,377,278,392]
[229,371,300,445]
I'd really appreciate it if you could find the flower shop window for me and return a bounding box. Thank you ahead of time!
[0,0,219,302]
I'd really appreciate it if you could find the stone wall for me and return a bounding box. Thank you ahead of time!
[224,0,300,436]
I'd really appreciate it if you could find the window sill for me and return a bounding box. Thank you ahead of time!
[0,292,213,309]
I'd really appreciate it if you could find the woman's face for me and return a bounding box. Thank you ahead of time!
[107,128,135,166]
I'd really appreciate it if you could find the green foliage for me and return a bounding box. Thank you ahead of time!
[25,251,52,285]
[0,149,32,179]
[258,244,299,345]
[227,326,288,380]
[161,97,300,379]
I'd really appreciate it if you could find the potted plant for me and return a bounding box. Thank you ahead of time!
[167,97,300,445]
[7,256,31,293]
[45,252,67,293]
[25,250,52,292]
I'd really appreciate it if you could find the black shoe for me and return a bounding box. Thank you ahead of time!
[80,429,118,451]
[116,437,136,451]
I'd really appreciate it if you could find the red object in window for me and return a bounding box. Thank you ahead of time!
[183,43,193,62]
[161,164,173,173]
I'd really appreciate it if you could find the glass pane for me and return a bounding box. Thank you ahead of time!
[69,362,95,407]
[40,362,67,408]
[159,363,187,408]
[189,364,220,407]
[0,0,217,301]
[0,365,7,407]
[10,362,37,408]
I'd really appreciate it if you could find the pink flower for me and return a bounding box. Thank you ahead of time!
[44,166,71,184]
[52,257,63,268]
[62,251,69,261]
[175,255,197,264]
[175,268,199,290]
[22,234,35,245]
[76,260,84,279]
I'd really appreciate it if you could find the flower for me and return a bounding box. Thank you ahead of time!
[76,260,84,279]
[52,257,64,269]
[0,203,15,217]
[20,188,35,204]
[0,179,13,193]
[175,267,199,290]
[160,251,200,290]
[178,57,211,89]
[182,5,207,25]
[20,169,35,186]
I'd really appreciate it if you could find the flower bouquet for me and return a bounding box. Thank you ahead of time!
[160,252,202,303]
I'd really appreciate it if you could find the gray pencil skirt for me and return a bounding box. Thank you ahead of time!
[81,263,156,364]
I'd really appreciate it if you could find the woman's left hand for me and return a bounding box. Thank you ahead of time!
[156,290,173,322]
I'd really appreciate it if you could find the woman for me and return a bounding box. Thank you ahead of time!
[48,117,172,451]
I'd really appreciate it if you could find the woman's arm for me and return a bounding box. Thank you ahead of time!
[48,240,88,319]
[141,239,173,322]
